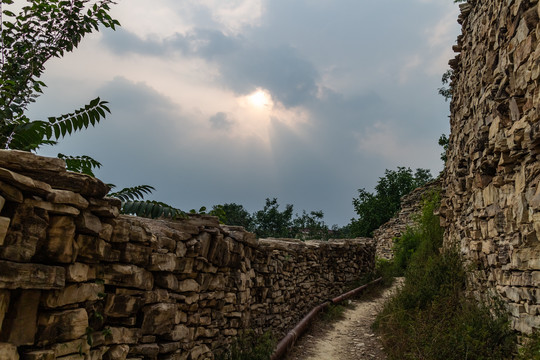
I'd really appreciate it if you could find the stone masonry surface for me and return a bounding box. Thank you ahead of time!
[0,150,375,360]
[441,0,540,334]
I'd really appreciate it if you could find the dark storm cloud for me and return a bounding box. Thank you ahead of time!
[102,28,319,107]
[34,0,460,226]
[209,112,234,130]
[102,28,237,58]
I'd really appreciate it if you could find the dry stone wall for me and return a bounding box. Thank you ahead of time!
[374,179,441,260]
[0,150,375,360]
[441,0,540,333]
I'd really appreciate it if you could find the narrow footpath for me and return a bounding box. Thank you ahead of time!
[286,279,403,360]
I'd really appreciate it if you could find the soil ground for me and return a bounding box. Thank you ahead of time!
[285,279,403,360]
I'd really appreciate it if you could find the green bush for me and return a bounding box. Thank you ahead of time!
[393,189,444,275]
[218,330,275,360]
[517,331,540,360]
[374,189,517,360]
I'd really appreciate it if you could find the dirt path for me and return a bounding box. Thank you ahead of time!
[286,279,402,360]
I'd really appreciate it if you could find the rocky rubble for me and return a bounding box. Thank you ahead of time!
[0,150,375,359]
[441,0,540,333]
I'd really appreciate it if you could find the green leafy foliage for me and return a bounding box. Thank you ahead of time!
[58,153,102,176]
[350,167,433,237]
[374,190,517,360]
[107,185,185,219]
[291,210,330,240]
[393,190,444,275]
[212,203,254,230]
[108,185,156,202]
[121,200,185,219]
[252,198,294,238]
[438,69,453,101]
[0,0,119,124]
[438,133,449,163]
[517,331,540,360]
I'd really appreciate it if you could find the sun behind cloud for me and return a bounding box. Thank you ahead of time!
[247,88,273,108]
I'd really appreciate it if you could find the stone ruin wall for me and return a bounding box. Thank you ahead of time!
[441,0,540,333]
[374,179,442,260]
[0,150,375,360]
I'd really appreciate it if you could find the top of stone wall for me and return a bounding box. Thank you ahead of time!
[0,149,110,198]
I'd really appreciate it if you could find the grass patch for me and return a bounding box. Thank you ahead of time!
[218,330,275,360]
[374,188,517,359]
[321,303,347,322]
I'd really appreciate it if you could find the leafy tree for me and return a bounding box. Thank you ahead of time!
[350,167,433,237]
[438,69,453,102]
[438,134,449,163]
[212,203,254,230]
[291,210,329,240]
[252,198,294,238]
[0,0,119,150]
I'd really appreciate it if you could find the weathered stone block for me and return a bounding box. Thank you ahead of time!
[51,339,89,358]
[98,223,114,242]
[0,180,23,203]
[162,324,190,342]
[0,260,64,289]
[141,303,177,335]
[66,262,91,282]
[75,211,102,235]
[189,345,211,360]
[129,225,151,243]
[89,197,121,217]
[21,349,55,360]
[24,198,79,216]
[76,235,119,262]
[100,264,153,290]
[37,309,88,346]
[177,279,199,293]
[160,351,189,360]
[103,345,129,360]
[111,219,130,243]
[0,202,47,262]
[92,327,141,345]
[128,344,159,359]
[41,283,103,308]
[0,290,40,345]
[44,216,77,263]
[104,294,142,317]
[0,150,65,173]
[0,342,19,360]
[117,242,151,266]
[47,189,89,209]
[0,167,51,197]
[0,291,9,332]
[149,253,177,272]
[158,342,182,354]
[175,258,194,273]
[154,273,178,291]
[0,217,9,246]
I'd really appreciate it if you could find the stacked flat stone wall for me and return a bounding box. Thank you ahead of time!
[441,0,540,333]
[0,150,375,360]
[374,179,441,260]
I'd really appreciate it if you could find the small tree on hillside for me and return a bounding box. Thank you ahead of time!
[252,198,294,238]
[350,167,433,237]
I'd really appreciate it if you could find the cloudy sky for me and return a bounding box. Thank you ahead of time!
[26,0,461,226]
